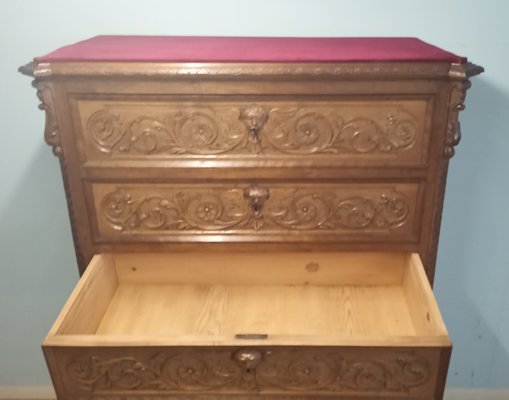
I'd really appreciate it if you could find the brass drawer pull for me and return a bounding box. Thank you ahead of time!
[240,104,269,146]
[244,186,270,217]
[233,348,264,372]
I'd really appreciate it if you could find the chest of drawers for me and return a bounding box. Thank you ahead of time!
[20,36,482,400]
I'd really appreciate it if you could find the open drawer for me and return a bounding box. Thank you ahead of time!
[43,252,451,400]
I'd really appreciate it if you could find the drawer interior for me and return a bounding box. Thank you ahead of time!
[45,252,449,346]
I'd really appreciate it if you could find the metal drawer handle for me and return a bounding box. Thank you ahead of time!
[244,186,269,217]
[233,349,263,372]
[240,104,268,145]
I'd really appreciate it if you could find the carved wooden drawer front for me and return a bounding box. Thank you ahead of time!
[90,182,420,243]
[77,99,429,167]
[43,252,451,400]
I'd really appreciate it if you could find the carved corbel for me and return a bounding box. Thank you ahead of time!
[36,83,62,158]
[19,62,62,158]
[445,63,483,158]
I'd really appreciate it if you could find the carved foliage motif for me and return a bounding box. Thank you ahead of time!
[99,186,410,233]
[36,83,62,157]
[64,349,432,394]
[85,103,419,157]
[87,107,248,155]
[444,80,471,158]
[264,108,417,155]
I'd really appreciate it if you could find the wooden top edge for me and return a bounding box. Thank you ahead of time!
[17,60,482,80]
[449,62,484,79]
[43,333,451,348]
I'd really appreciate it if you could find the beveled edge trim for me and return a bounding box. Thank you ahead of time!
[25,61,460,79]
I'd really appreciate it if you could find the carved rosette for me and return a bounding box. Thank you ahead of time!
[444,79,471,158]
[62,349,432,395]
[99,186,411,234]
[36,83,62,157]
[85,104,419,157]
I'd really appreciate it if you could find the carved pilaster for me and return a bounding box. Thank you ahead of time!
[425,63,482,283]
[20,68,87,273]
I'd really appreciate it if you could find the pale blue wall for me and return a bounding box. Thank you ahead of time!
[1,0,508,388]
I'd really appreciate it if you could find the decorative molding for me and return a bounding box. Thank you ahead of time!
[85,104,419,157]
[59,159,86,272]
[17,61,37,77]
[36,83,62,158]
[62,349,432,395]
[31,61,457,79]
[99,186,411,234]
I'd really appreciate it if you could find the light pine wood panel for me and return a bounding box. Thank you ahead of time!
[113,251,406,285]
[51,254,117,335]
[402,253,449,336]
[95,283,416,336]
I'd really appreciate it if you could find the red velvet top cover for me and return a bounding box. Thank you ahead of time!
[35,36,465,63]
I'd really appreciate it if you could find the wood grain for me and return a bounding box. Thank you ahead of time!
[49,254,117,335]
[95,283,416,336]
[49,251,448,341]
[113,251,406,285]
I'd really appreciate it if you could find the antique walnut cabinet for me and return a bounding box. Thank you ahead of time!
[20,36,483,400]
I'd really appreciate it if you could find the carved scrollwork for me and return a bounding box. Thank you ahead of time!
[85,104,419,157]
[444,80,471,158]
[265,190,409,230]
[101,189,248,231]
[264,108,418,155]
[98,185,411,234]
[63,349,431,394]
[66,352,240,392]
[36,84,62,157]
[87,107,248,156]
[258,350,430,392]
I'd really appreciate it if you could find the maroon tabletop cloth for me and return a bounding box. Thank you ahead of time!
[35,36,465,64]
